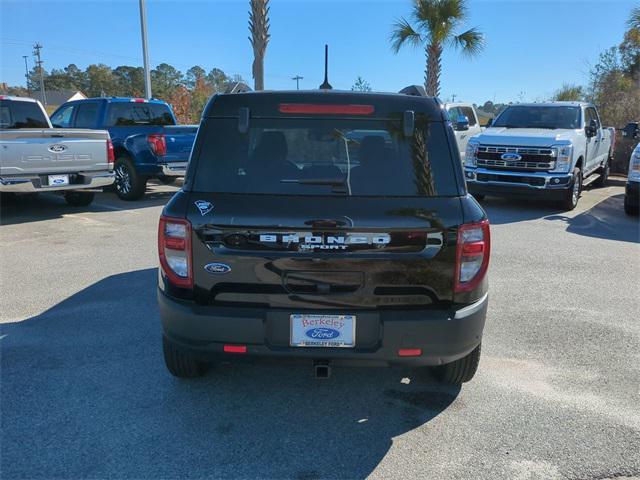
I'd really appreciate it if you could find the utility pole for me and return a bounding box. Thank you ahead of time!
[22,55,29,95]
[451,93,457,103]
[33,43,46,106]
[139,0,152,99]
[291,75,303,90]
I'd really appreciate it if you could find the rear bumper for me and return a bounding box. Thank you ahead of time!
[465,167,572,199]
[159,162,188,177]
[0,171,114,193]
[158,289,488,367]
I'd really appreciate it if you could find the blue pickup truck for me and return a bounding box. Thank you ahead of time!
[50,97,197,200]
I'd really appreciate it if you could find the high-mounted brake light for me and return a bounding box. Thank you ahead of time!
[158,216,192,288]
[454,219,490,293]
[106,139,115,169]
[278,104,375,115]
[148,134,167,157]
[131,98,147,103]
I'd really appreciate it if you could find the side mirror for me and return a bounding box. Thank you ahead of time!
[454,115,470,131]
[585,119,598,137]
[486,118,494,128]
[622,122,639,139]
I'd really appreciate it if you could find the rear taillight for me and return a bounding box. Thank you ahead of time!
[158,216,192,288]
[454,219,490,293]
[148,134,167,157]
[106,139,115,169]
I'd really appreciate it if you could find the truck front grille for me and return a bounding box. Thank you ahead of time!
[476,145,555,171]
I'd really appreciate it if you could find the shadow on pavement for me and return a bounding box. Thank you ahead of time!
[0,180,178,227]
[479,195,564,225]
[545,194,639,243]
[1,268,460,479]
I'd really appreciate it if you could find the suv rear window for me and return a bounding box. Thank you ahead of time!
[0,100,49,129]
[191,117,458,197]
[106,102,175,126]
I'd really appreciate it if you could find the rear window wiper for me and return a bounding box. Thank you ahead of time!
[281,178,349,193]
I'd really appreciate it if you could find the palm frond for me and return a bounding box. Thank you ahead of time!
[390,17,423,53]
[628,5,640,30]
[452,27,484,57]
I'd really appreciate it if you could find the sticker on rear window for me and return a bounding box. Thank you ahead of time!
[194,200,214,216]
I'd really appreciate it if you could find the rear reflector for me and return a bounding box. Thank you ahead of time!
[279,104,375,115]
[398,348,422,357]
[223,345,247,353]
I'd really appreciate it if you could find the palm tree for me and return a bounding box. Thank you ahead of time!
[249,0,270,91]
[390,0,484,97]
[628,5,640,30]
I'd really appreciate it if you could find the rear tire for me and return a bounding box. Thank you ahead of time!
[559,167,582,211]
[593,158,610,187]
[114,157,146,201]
[434,344,481,385]
[162,336,209,378]
[624,195,639,216]
[64,191,95,207]
[157,175,177,185]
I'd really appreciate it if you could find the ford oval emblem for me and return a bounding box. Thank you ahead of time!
[204,263,231,274]
[501,152,522,161]
[305,328,340,340]
[52,178,65,184]
[48,144,67,153]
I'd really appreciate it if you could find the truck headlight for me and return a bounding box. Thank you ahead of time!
[629,148,640,182]
[465,142,478,167]
[551,145,573,173]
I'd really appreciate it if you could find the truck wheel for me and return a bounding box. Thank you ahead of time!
[162,337,209,378]
[64,191,95,207]
[593,158,610,188]
[114,157,146,201]
[434,344,481,385]
[157,175,177,185]
[559,167,582,211]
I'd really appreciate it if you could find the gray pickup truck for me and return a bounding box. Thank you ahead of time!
[0,96,114,206]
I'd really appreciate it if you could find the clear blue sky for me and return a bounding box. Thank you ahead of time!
[0,0,635,104]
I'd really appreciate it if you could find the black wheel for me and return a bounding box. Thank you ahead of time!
[624,195,639,216]
[593,158,610,188]
[472,193,485,201]
[559,167,582,211]
[162,336,209,378]
[64,191,95,207]
[157,175,177,185]
[114,157,146,201]
[434,344,481,385]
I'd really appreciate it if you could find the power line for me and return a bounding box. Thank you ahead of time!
[291,75,303,90]
[33,43,46,106]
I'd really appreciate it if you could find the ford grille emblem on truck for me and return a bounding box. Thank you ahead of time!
[204,263,231,274]
[194,200,214,216]
[259,233,391,251]
[48,144,67,153]
[501,152,522,161]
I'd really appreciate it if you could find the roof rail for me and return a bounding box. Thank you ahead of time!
[399,85,427,97]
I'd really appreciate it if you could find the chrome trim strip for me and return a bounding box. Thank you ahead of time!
[454,293,488,319]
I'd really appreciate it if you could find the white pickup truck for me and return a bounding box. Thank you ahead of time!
[463,102,613,210]
[444,102,483,163]
[0,96,114,206]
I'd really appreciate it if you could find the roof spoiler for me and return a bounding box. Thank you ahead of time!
[399,85,427,97]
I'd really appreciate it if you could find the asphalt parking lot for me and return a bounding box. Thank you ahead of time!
[1,179,639,480]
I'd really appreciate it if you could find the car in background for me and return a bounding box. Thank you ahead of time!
[444,103,483,164]
[0,96,113,206]
[625,142,639,216]
[50,97,197,200]
[464,102,613,210]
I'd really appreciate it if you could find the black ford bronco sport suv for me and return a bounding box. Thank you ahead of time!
[158,89,490,384]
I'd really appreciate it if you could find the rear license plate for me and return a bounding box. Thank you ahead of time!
[290,314,355,347]
[47,174,69,187]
